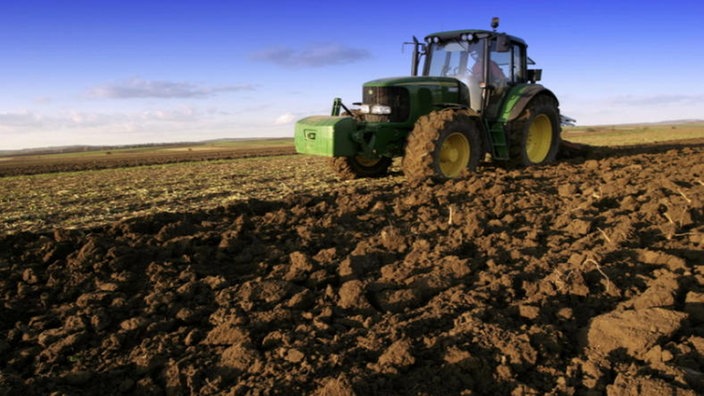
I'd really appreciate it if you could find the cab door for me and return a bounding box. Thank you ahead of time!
[485,39,524,118]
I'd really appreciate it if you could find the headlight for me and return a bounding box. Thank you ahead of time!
[370,105,391,115]
[359,104,392,115]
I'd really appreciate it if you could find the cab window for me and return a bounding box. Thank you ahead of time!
[489,42,525,84]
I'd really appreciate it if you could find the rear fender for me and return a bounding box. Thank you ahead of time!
[499,84,559,123]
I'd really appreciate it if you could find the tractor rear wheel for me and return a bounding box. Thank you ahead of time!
[330,155,392,179]
[508,95,561,166]
[403,109,483,182]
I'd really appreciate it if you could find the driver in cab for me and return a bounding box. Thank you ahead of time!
[471,48,506,85]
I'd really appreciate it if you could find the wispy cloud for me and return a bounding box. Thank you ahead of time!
[0,106,228,150]
[608,94,704,106]
[250,42,370,68]
[274,112,297,125]
[0,111,44,127]
[0,105,298,150]
[88,77,256,99]
[0,107,206,133]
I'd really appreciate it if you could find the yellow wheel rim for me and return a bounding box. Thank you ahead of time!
[439,132,470,178]
[525,114,553,163]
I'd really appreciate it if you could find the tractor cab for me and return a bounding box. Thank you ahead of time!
[415,28,541,117]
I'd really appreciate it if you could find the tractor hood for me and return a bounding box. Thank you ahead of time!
[364,76,463,88]
[360,76,471,121]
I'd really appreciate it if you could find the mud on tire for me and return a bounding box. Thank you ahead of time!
[507,94,561,167]
[330,156,392,180]
[402,109,483,183]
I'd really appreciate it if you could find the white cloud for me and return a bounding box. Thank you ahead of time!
[0,107,202,136]
[0,105,294,150]
[274,112,297,125]
[0,111,44,127]
[606,94,704,107]
[561,93,704,126]
[250,42,371,68]
[88,77,256,99]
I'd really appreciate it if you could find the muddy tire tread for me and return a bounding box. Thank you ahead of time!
[507,94,561,167]
[330,156,392,180]
[403,108,481,183]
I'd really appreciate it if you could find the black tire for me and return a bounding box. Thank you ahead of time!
[507,95,561,166]
[330,155,392,180]
[403,109,483,182]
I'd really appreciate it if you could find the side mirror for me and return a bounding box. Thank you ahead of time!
[496,34,511,52]
[527,69,542,83]
[408,36,426,76]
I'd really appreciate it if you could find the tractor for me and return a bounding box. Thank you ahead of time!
[294,18,572,181]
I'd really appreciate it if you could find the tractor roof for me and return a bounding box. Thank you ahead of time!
[424,29,526,46]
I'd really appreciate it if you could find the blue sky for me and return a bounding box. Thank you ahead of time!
[1,0,703,150]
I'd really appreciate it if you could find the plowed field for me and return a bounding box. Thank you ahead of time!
[1,139,704,395]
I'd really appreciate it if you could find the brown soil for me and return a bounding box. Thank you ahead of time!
[0,145,296,177]
[2,139,704,395]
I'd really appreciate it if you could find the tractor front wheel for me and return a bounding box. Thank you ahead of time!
[508,95,561,166]
[331,155,392,180]
[403,109,483,182]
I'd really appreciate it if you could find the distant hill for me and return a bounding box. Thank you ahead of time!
[0,142,191,157]
[0,138,292,157]
[650,119,703,125]
[2,120,702,157]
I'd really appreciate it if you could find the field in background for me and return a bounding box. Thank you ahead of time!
[0,154,342,234]
[2,122,703,166]
[1,123,703,234]
[0,138,296,177]
[562,122,704,146]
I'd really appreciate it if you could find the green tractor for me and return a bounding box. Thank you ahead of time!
[294,18,571,181]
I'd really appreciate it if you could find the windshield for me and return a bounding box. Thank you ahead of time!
[425,40,485,111]
[426,40,483,78]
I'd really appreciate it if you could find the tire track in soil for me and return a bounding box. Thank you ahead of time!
[1,140,704,395]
